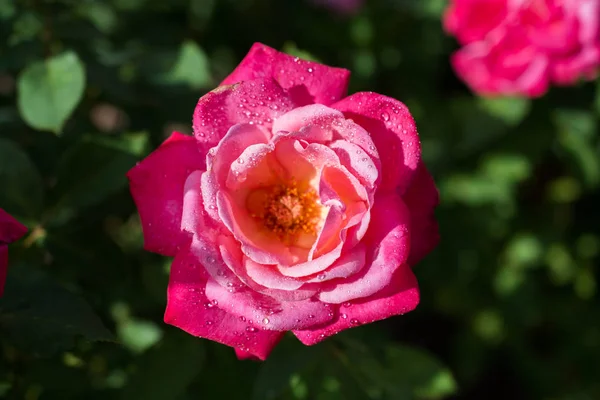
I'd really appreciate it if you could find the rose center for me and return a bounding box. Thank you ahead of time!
[252,182,322,238]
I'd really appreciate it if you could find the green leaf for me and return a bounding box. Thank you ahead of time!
[120,331,204,400]
[17,51,86,134]
[51,133,147,212]
[160,41,212,89]
[0,138,44,217]
[385,344,458,399]
[0,266,113,356]
[479,96,531,126]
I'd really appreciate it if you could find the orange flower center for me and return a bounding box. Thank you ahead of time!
[249,181,322,238]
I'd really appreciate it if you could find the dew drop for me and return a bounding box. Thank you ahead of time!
[246,326,257,333]
[307,67,314,73]
[262,317,270,325]
[381,112,390,122]
[317,273,326,281]
[239,316,246,322]
[350,318,360,325]
[341,313,348,319]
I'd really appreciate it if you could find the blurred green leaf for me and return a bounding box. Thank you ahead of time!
[159,41,212,89]
[0,266,113,356]
[0,138,44,217]
[120,331,204,400]
[17,51,86,134]
[118,318,163,353]
[479,97,531,126]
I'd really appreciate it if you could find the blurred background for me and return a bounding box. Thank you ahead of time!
[1,0,599,399]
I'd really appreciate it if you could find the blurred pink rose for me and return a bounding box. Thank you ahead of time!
[128,43,439,360]
[444,0,600,96]
[0,209,27,296]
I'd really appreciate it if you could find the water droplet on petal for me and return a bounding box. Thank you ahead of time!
[350,318,360,325]
[262,317,270,325]
[381,112,390,122]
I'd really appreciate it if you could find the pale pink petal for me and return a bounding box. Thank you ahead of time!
[245,258,305,291]
[403,162,440,266]
[226,143,280,191]
[205,279,334,331]
[317,194,411,304]
[333,93,421,194]
[329,140,379,191]
[221,244,319,301]
[208,123,271,186]
[306,244,366,283]
[193,78,296,146]
[127,132,205,256]
[201,171,220,222]
[221,43,351,106]
[164,245,283,361]
[293,264,419,345]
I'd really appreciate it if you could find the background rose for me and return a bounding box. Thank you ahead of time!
[128,43,439,360]
[0,209,27,296]
[445,0,600,96]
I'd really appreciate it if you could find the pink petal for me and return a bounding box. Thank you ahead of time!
[333,93,421,194]
[193,78,296,147]
[0,209,27,296]
[127,132,204,256]
[293,264,419,345]
[204,279,335,331]
[329,139,379,191]
[164,245,283,360]
[272,105,381,177]
[317,194,411,304]
[221,43,351,106]
[306,244,366,283]
[208,123,271,186]
[0,208,28,244]
[403,162,440,266]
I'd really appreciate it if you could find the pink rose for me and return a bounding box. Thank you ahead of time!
[128,43,439,360]
[444,0,600,96]
[0,209,27,296]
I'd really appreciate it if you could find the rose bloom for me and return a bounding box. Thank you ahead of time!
[128,43,439,360]
[0,208,27,296]
[444,0,600,96]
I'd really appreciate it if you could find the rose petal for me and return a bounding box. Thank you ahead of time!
[164,244,283,361]
[403,161,440,266]
[293,264,419,345]
[205,278,335,331]
[317,194,411,304]
[208,123,271,185]
[306,244,366,283]
[0,209,27,296]
[193,78,296,147]
[127,132,204,256]
[221,43,351,106]
[333,92,421,194]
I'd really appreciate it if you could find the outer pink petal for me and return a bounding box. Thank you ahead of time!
[0,209,28,244]
[165,244,284,360]
[333,93,421,194]
[127,132,204,257]
[293,264,419,345]
[204,279,335,331]
[403,162,440,266]
[0,209,27,296]
[193,78,296,147]
[317,194,411,304]
[221,43,351,106]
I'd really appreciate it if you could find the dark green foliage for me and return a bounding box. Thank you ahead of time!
[0,0,599,399]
